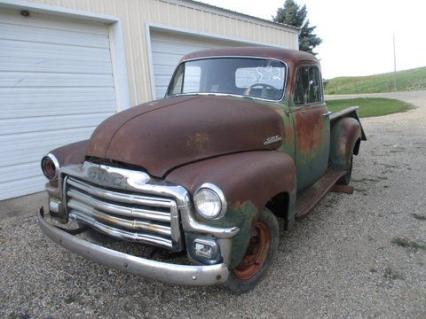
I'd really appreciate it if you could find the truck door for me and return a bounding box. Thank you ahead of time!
[291,64,330,191]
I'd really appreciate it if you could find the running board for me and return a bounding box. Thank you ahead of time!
[295,168,346,219]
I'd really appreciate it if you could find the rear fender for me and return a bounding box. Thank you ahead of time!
[166,151,296,268]
[330,117,362,170]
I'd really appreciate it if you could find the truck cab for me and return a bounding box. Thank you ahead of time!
[38,47,366,293]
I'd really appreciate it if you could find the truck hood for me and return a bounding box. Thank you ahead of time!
[86,95,284,177]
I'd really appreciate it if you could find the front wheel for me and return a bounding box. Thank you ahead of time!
[224,208,279,294]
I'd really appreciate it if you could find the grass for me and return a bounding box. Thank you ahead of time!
[326,97,412,118]
[325,66,426,95]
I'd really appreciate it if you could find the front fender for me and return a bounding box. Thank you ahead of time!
[330,117,362,170]
[165,151,296,268]
[50,139,89,167]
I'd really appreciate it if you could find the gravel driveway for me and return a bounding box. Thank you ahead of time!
[1,92,426,319]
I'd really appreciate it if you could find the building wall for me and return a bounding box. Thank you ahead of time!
[28,0,299,106]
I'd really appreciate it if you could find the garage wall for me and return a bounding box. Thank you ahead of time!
[27,0,299,106]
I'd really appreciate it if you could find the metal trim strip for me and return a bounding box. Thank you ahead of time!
[69,210,173,248]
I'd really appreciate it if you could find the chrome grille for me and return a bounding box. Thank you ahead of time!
[64,176,182,251]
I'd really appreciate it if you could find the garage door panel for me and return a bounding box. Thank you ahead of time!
[151,46,205,57]
[0,113,112,135]
[0,100,115,119]
[0,40,112,62]
[151,32,219,47]
[0,127,95,167]
[0,87,116,102]
[152,52,183,66]
[0,22,110,48]
[0,175,47,201]
[0,56,113,74]
[0,10,117,200]
[154,65,177,76]
[154,88,167,98]
[0,162,41,185]
[155,88,167,99]
[155,75,173,87]
[0,8,108,35]
[0,88,116,119]
[151,41,214,56]
[0,72,114,88]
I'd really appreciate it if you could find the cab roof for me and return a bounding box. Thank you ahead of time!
[181,47,318,65]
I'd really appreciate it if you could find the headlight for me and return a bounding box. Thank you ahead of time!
[41,153,59,180]
[193,183,227,219]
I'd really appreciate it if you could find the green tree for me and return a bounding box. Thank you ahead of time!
[273,0,322,55]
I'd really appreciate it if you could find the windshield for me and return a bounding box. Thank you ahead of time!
[167,58,286,101]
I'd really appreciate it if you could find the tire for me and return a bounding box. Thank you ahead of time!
[338,154,353,185]
[224,208,279,294]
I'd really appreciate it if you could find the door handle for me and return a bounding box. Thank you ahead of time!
[322,111,332,117]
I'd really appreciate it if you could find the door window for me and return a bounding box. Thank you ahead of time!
[294,66,323,105]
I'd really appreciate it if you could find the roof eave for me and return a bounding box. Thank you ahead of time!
[165,0,301,33]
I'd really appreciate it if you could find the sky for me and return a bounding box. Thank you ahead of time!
[197,0,426,79]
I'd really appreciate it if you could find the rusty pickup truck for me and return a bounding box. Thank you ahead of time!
[38,47,366,293]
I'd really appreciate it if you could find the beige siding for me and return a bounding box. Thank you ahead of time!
[27,0,298,106]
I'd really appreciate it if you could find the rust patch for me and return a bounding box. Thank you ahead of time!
[186,132,210,153]
[233,219,271,280]
[294,107,324,153]
[95,213,116,225]
[232,200,244,210]
[330,184,354,194]
[284,123,293,144]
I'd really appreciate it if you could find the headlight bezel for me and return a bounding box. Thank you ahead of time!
[41,153,60,181]
[193,183,227,220]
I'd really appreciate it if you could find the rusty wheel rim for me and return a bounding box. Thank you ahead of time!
[233,220,271,280]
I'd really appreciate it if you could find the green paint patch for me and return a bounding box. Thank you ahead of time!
[326,98,412,118]
[227,201,258,268]
[391,237,426,251]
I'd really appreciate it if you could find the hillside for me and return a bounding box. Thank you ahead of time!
[325,66,426,95]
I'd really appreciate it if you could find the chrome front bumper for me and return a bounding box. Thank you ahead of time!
[38,209,229,286]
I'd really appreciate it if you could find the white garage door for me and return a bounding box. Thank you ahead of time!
[0,8,117,200]
[150,30,245,99]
